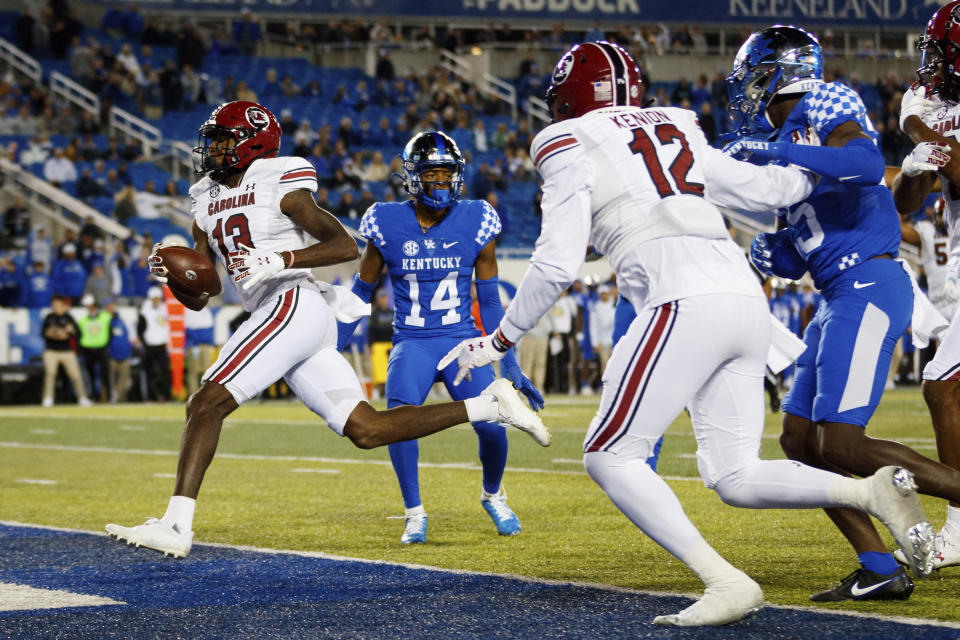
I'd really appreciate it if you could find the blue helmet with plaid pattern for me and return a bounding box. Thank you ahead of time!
[726,25,823,136]
[399,131,465,211]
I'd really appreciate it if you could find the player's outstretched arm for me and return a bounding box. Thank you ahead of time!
[336,242,384,351]
[280,189,360,268]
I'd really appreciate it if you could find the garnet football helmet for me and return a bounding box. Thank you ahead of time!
[544,41,645,122]
[726,25,823,136]
[193,101,281,182]
[399,131,464,210]
[917,0,960,101]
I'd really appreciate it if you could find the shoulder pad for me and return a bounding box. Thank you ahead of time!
[803,82,867,137]
[531,122,581,175]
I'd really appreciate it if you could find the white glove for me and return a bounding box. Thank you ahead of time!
[899,84,934,132]
[437,332,509,385]
[901,141,952,178]
[229,243,288,291]
[945,256,960,303]
[147,242,169,283]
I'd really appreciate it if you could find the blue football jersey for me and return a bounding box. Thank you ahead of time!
[775,82,901,289]
[358,199,501,340]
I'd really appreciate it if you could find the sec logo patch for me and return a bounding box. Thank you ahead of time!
[403,240,419,257]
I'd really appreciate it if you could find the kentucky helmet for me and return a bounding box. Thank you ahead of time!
[193,100,281,182]
[399,131,464,210]
[545,40,644,122]
[917,0,960,101]
[726,25,823,136]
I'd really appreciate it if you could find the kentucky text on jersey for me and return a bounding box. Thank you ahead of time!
[608,109,673,129]
[208,192,256,216]
[401,256,464,271]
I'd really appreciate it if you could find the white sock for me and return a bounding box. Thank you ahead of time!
[405,505,426,518]
[464,396,498,423]
[944,505,960,537]
[681,538,743,587]
[161,495,196,532]
[826,475,871,511]
[481,487,502,500]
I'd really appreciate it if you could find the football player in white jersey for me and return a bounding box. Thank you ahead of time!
[105,101,548,559]
[891,0,960,571]
[901,198,955,321]
[439,42,934,626]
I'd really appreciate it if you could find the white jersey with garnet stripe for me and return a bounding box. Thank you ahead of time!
[191,156,319,312]
[500,105,814,339]
[921,97,960,263]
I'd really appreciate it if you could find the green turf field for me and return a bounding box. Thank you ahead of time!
[1,387,957,623]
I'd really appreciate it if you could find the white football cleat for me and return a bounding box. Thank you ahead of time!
[863,466,935,578]
[653,571,763,626]
[895,527,960,572]
[106,518,193,558]
[401,513,427,545]
[483,378,550,447]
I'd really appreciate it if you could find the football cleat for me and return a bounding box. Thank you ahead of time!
[894,528,960,571]
[481,489,521,536]
[809,567,913,602]
[653,570,763,626]
[401,513,427,545]
[484,379,551,447]
[863,466,936,578]
[105,518,193,558]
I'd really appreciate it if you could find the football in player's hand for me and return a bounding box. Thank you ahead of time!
[155,246,221,301]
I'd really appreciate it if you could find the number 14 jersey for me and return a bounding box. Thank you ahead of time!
[359,199,501,340]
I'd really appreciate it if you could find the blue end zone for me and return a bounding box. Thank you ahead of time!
[0,523,957,639]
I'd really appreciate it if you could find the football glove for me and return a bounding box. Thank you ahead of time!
[229,243,288,291]
[147,242,170,284]
[723,139,784,163]
[501,355,545,411]
[750,233,776,277]
[899,83,934,132]
[437,331,510,385]
[900,141,952,178]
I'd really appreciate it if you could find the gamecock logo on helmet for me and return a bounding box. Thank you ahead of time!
[553,51,574,85]
[246,106,270,130]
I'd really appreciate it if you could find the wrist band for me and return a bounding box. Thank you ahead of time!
[491,328,513,352]
[284,251,295,268]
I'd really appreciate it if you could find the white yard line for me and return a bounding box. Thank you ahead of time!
[1,520,957,629]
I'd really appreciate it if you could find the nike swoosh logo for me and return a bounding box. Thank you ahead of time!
[443,241,458,249]
[853,281,876,289]
[839,175,862,181]
[849,578,894,597]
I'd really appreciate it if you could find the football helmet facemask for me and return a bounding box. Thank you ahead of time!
[917,0,960,102]
[399,131,464,210]
[193,101,282,182]
[545,41,644,122]
[726,25,823,137]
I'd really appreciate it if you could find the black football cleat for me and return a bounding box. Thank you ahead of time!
[810,567,913,602]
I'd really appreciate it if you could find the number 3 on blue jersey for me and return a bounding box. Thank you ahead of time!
[403,272,461,327]
[787,202,824,257]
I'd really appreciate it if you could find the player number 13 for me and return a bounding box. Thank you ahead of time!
[404,272,461,327]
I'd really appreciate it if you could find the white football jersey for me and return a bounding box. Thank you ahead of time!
[921,98,960,261]
[916,218,955,317]
[191,156,319,312]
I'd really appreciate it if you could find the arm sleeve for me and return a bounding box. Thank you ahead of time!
[702,146,815,212]
[476,274,520,371]
[778,137,884,186]
[500,160,592,344]
[336,274,378,351]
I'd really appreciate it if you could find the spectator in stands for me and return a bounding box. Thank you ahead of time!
[25,259,52,308]
[181,63,204,108]
[184,305,215,395]
[260,68,281,97]
[52,243,86,305]
[116,42,142,81]
[233,8,261,56]
[336,191,361,219]
[127,251,152,300]
[138,286,170,402]
[78,294,112,402]
[158,59,183,113]
[70,36,97,87]
[137,69,164,120]
[315,187,334,213]
[20,133,50,165]
[356,188,376,214]
[278,109,297,136]
[584,22,605,42]
[362,151,390,182]
[176,21,206,70]
[374,48,395,83]
[0,257,23,307]
[77,168,110,202]
[29,228,52,270]
[84,262,112,303]
[699,102,717,145]
[472,119,489,152]
[77,134,101,162]
[132,181,167,220]
[520,312,551,393]
[293,119,315,153]
[41,295,92,407]
[235,79,258,103]
[43,148,76,187]
[76,109,100,135]
[102,4,125,36]
[105,299,131,403]
[16,7,36,53]
[3,194,30,252]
